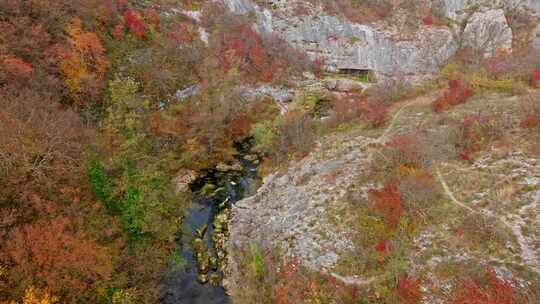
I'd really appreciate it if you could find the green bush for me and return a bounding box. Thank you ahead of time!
[252,120,278,153]
[119,162,187,242]
[88,160,118,212]
[249,244,264,281]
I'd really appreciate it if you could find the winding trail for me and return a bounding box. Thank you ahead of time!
[328,94,433,287]
[329,272,381,287]
[377,94,433,143]
[436,167,540,275]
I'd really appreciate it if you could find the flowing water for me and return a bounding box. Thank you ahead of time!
[160,150,258,304]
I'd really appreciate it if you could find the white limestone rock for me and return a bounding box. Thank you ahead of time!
[462,9,513,58]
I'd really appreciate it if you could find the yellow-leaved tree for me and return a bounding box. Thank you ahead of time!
[11,287,58,304]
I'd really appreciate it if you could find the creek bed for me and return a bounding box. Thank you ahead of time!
[160,144,259,304]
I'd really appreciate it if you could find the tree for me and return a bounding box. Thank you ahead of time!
[10,287,58,304]
[6,217,113,301]
[57,17,108,106]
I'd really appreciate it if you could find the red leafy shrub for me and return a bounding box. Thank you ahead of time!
[397,276,422,304]
[123,9,148,39]
[450,268,518,304]
[386,132,425,169]
[433,80,474,112]
[455,114,505,161]
[483,54,516,79]
[167,24,194,45]
[321,94,374,130]
[530,69,540,88]
[369,181,403,229]
[520,95,540,129]
[144,8,159,28]
[313,57,325,79]
[227,113,251,141]
[358,100,389,128]
[112,24,125,40]
[422,15,434,26]
[2,56,33,77]
[398,169,439,216]
[6,217,113,301]
[375,240,389,254]
[216,20,309,83]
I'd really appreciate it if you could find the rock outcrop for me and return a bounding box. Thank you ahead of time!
[435,0,540,21]
[224,0,458,82]
[227,130,377,294]
[462,9,513,58]
[222,0,540,83]
[533,24,540,49]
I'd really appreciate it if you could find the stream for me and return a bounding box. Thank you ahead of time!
[159,144,259,304]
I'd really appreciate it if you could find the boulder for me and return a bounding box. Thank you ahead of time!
[175,84,200,100]
[462,9,513,58]
[173,169,199,193]
[533,24,540,49]
[323,78,368,92]
[240,85,294,103]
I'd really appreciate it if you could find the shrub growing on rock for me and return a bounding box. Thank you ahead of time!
[454,114,506,161]
[432,80,474,112]
[369,181,403,229]
[520,95,540,129]
[450,268,518,304]
[397,275,422,304]
[530,69,540,88]
[358,100,389,128]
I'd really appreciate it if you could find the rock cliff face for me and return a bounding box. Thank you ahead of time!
[462,9,513,58]
[222,0,539,83]
[224,0,458,82]
[435,0,540,21]
[226,129,377,297]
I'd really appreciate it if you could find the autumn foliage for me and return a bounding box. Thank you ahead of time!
[433,80,474,112]
[422,15,434,26]
[369,181,403,229]
[214,19,309,84]
[358,99,389,128]
[56,18,108,105]
[10,287,58,304]
[530,69,540,88]
[450,268,518,304]
[218,24,284,82]
[2,56,33,78]
[123,9,148,39]
[455,114,504,161]
[520,96,540,129]
[6,217,112,300]
[235,251,360,304]
[397,276,422,304]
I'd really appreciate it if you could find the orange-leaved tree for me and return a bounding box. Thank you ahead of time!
[56,17,108,106]
[6,217,113,301]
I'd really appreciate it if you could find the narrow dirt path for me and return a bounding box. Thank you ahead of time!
[436,166,540,274]
[329,272,381,287]
[377,94,433,143]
